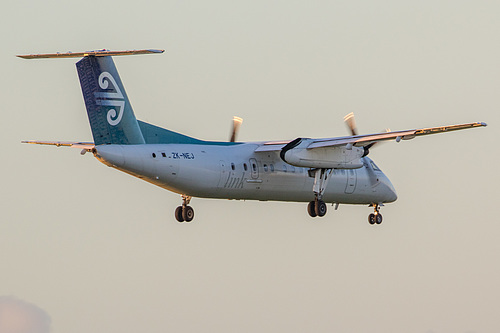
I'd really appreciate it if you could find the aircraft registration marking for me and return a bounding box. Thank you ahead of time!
[171,152,195,159]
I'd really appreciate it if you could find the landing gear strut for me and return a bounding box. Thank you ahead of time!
[307,168,331,218]
[368,203,383,225]
[175,195,194,222]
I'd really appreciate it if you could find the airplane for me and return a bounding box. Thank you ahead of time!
[19,49,487,224]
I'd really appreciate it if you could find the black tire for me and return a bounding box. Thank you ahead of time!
[368,213,376,225]
[182,206,195,222]
[175,206,184,222]
[315,200,327,217]
[307,201,317,217]
[375,213,383,224]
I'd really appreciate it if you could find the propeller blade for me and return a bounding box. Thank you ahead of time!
[230,116,243,142]
[344,112,358,136]
[363,128,390,156]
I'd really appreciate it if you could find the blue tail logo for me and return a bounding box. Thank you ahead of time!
[94,72,125,126]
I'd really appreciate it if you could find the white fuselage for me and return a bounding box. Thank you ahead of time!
[94,143,398,205]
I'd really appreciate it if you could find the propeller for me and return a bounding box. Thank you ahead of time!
[343,112,358,136]
[343,113,390,186]
[363,128,391,155]
[343,112,381,156]
[344,113,382,185]
[229,116,243,142]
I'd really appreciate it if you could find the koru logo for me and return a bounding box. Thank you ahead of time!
[94,72,125,126]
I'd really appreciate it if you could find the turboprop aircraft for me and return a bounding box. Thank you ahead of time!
[19,49,487,224]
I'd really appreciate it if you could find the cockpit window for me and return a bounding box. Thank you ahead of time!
[370,161,381,171]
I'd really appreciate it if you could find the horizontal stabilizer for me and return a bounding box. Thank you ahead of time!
[17,49,164,59]
[22,140,95,150]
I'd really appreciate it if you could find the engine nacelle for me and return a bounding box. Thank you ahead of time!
[280,138,364,169]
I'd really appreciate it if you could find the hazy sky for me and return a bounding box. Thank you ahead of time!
[1,0,498,332]
[0,296,50,333]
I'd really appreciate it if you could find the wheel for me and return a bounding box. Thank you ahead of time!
[375,213,383,224]
[175,206,184,222]
[307,201,317,217]
[315,200,327,217]
[182,205,195,222]
[368,213,376,225]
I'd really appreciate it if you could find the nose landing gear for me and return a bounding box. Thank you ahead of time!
[368,203,383,225]
[175,195,195,222]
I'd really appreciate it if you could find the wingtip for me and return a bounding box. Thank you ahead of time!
[480,122,487,127]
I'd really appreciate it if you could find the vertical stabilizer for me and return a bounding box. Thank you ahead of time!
[76,56,145,145]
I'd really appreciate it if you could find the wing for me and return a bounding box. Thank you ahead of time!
[254,140,291,152]
[22,140,95,151]
[255,122,487,152]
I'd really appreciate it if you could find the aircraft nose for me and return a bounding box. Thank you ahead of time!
[387,186,398,202]
[382,178,398,202]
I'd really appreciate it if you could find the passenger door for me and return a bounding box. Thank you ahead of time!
[249,158,259,180]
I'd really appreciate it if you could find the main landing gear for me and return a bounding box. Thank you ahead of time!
[307,168,332,218]
[175,195,194,222]
[368,203,383,225]
[307,199,328,217]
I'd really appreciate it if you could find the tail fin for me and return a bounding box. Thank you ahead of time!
[18,49,164,145]
[76,56,145,145]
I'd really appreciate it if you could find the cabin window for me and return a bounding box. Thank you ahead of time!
[152,153,156,158]
[161,152,167,157]
[231,163,235,171]
[282,165,287,173]
[290,166,295,173]
[263,164,268,172]
[252,163,257,172]
[243,163,248,171]
[370,161,381,171]
[270,164,275,172]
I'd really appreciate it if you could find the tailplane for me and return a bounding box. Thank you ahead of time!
[18,49,164,145]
